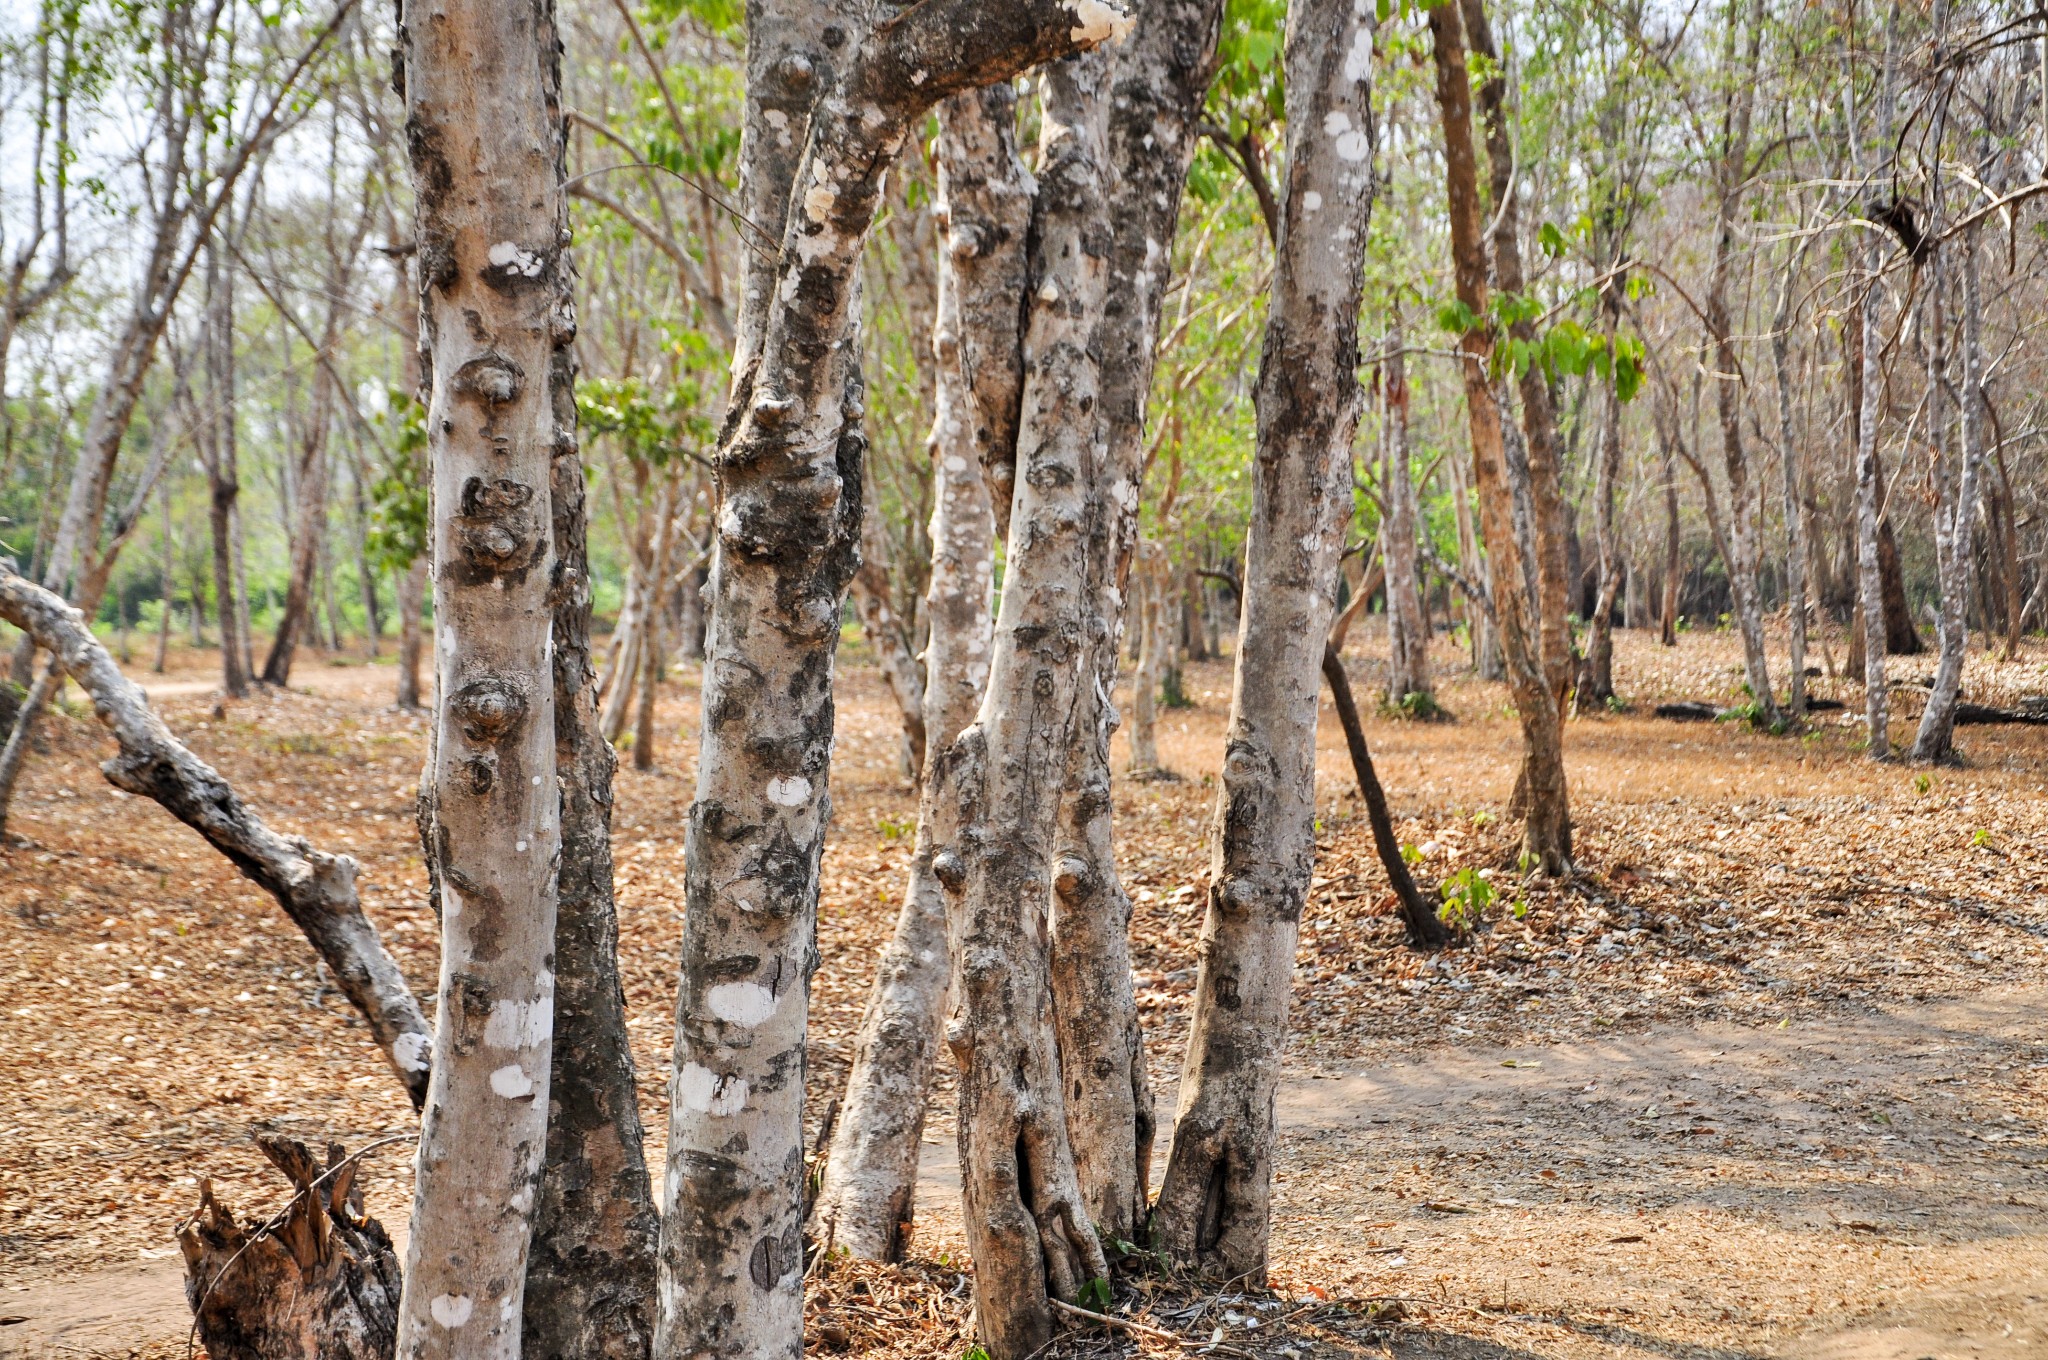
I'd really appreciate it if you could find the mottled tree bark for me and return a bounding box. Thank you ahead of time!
[394,3,569,1355]
[1912,225,1986,764]
[396,557,428,710]
[1152,0,1377,1280]
[657,9,1129,1360]
[1429,0,1570,870]
[522,68,662,1360]
[1050,0,1225,1244]
[851,483,927,781]
[810,88,1009,1264]
[0,565,431,1105]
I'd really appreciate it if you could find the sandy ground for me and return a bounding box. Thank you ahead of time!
[1,624,2046,1358]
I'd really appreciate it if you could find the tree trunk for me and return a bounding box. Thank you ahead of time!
[394,3,570,1353]
[0,564,431,1103]
[526,265,661,1359]
[262,388,334,687]
[1460,0,1571,711]
[1126,545,1167,774]
[811,92,1008,1258]
[1430,0,1571,870]
[179,1137,402,1360]
[1382,308,1430,702]
[156,477,174,674]
[1152,0,1376,1280]
[1578,348,1623,708]
[932,49,1133,1360]
[396,555,427,710]
[1852,16,1898,759]
[658,10,1124,1360]
[1322,647,1450,948]
[1049,0,1225,1244]
[1771,260,1810,718]
[1912,222,1985,763]
[852,475,928,781]
[632,582,664,773]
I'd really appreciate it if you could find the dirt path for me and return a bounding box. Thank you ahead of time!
[10,983,2044,1359]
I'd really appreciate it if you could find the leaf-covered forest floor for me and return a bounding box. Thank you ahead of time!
[1,623,2045,1358]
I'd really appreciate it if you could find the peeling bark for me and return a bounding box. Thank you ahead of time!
[810,90,1004,1263]
[395,2,570,1355]
[658,7,1130,1360]
[0,564,431,1106]
[1152,0,1378,1280]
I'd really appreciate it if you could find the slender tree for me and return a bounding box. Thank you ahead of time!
[1153,0,1378,1278]
[393,2,571,1353]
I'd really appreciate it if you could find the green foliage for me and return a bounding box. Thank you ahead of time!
[1438,867,1494,929]
[1076,1277,1113,1313]
[366,391,429,576]
[579,375,714,469]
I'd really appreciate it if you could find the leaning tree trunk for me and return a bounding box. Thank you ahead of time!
[1152,0,1377,1280]
[1382,308,1430,702]
[657,10,1127,1360]
[1049,0,1225,1245]
[1126,544,1167,774]
[0,565,431,1103]
[1912,223,1986,764]
[180,1137,402,1360]
[809,84,1013,1264]
[394,3,569,1355]
[525,274,661,1359]
[1430,0,1570,870]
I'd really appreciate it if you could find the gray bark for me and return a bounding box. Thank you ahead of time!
[1050,0,1226,1243]
[1382,309,1429,701]
[1152,0,1378,1280]
[809,88,1006,1263]
[1911,226,1986,763]
[1771,260,1809,719]
[657,8,1130,1360]
[394,2,571,1354]
[526,272,661,1358]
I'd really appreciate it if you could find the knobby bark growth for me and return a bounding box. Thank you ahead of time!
[394,2,570,1354]
[1152,0,1378,1280]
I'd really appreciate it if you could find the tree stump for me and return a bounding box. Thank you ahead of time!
[178,1136,401,1360]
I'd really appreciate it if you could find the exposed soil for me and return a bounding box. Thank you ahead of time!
[1,624,2044,1358]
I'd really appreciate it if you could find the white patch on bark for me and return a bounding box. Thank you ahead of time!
[490,1064,535,1099]
[1303,191,1323,212]
[766,775,812,806]
[484,998,551,1050]
[1066,0,1135,45]
[675,1062,749,1115]
[392,1031,429,1073]
[429,1295,474,1329]
[707,981,778,1026]
[1343,26,1373,81]
[486,242,545,278]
